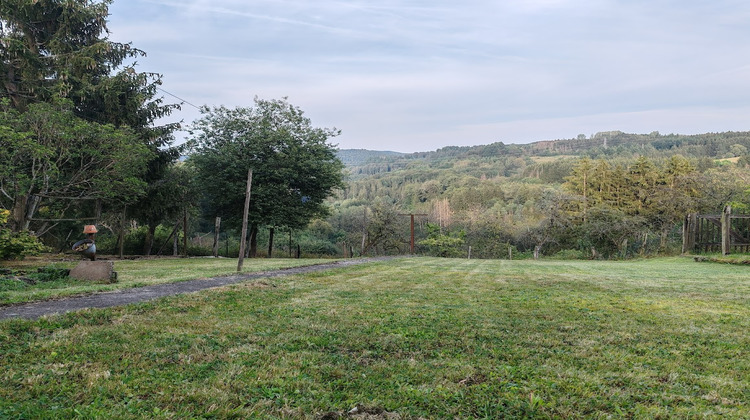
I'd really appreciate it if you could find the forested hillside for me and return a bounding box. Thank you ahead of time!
[325,131,750,259]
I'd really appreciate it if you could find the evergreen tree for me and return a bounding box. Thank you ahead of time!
[1,0,180,238]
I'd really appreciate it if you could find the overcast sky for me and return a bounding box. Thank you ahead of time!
[107,0,750,153]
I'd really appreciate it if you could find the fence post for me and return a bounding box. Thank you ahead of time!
[682,213,697,254]
[212,217,221,258]
[722,205,732,255]
[237,169,253,272]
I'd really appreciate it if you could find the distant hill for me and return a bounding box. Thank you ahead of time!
[327,130,750,260]
[335,130,750,181]
[336,149,405,167]
[342,130,750,167]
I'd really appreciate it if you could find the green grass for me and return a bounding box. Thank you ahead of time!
[1,257,748,418]
[0,257,337,305]
[696,253,750,265]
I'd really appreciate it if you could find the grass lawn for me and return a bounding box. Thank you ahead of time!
[0,257,338,305]
[1,257,748,418]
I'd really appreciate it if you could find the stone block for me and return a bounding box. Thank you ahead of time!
[69,261,118,283]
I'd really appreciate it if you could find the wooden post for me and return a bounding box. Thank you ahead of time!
[212,217,221,258]
[361,207,367,256]
[722,205,732,255]
[398,213,427,255]
[410,214,415,254]
[289,230,293,258]
[238,169,253,272]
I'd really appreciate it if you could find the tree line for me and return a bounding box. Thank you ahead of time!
[0,0,342,259]
[324,152,749,259]
[2,0,749,260]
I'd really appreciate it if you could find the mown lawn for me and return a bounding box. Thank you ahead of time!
[1,257,748,418]
[0,257,336,305]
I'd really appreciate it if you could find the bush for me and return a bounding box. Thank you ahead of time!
[298,237,340,256]
[95,225,212,256]
[550,249,589,260]
[0,209,47,260]
[418,223,466,258]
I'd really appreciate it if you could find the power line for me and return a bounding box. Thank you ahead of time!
[157,87,201,110]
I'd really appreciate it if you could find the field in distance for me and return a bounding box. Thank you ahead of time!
[1,257,748,418]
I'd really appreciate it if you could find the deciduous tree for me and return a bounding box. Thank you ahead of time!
[0,99,151,232]
[189,98,344,256]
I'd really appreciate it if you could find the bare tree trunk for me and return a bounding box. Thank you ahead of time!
[267,227,275,258]
[183,210,188,257]
[23,195,41,231]
[246,227,252,258]
[11,194,28,232]
[118,207,126,259]
[143,224,157,256]
[249,224,258,258]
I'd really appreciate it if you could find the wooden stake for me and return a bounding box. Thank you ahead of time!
[238,169,253,272]
[212,217,221,258]
[398,213,427,254]
[722,205,732,255]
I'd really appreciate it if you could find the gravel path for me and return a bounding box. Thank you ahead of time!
[0,257,396,321]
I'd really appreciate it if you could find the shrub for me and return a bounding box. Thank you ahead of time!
[418,223,466,258]
[298,237,339,256]
[0,209,47,260]
[551,249,589,260]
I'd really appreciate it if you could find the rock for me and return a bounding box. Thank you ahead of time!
[69,261,117,283]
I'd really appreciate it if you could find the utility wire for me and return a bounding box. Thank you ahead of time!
[157,87,201,110]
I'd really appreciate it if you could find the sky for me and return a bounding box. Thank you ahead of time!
[107,0,750,153]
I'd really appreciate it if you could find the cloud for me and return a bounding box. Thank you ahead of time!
[107,0,750,152]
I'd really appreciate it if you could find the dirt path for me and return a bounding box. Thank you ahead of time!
[0,257,396,321]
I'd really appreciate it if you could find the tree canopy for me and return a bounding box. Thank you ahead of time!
[0,0,179,238]
[188,97,345,234]
[0,99,152,232]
